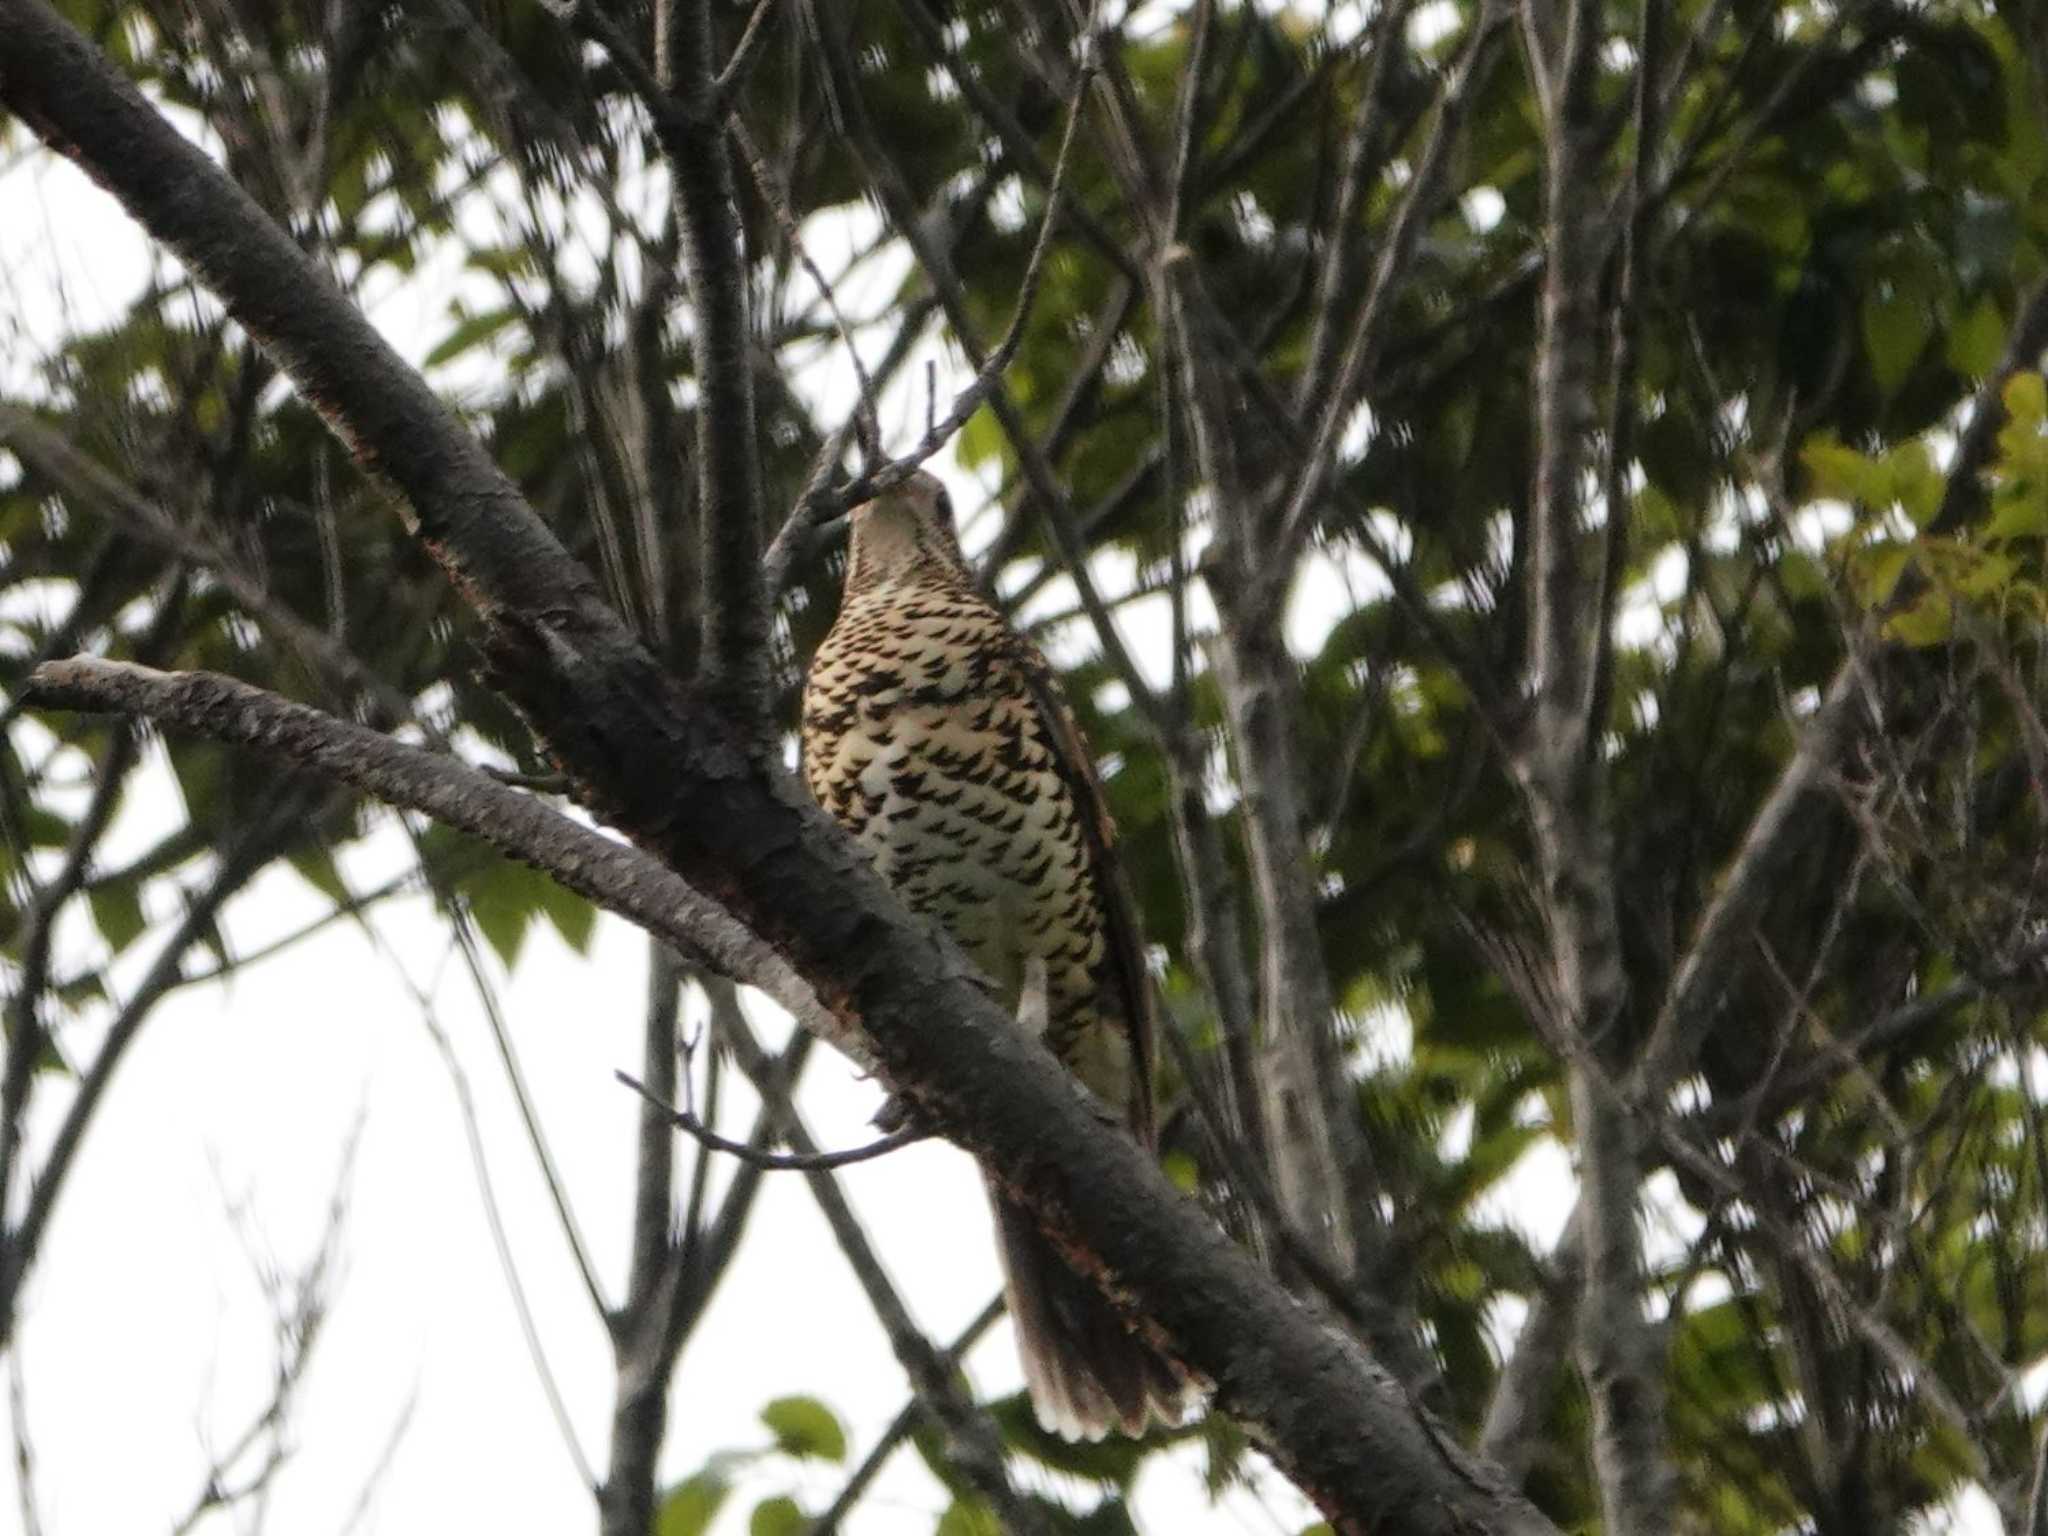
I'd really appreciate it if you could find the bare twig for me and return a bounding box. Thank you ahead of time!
[442,900,610,1322]
[809,1295,1007,1536]
[1270,0,1507,569]
[332,1390,420,1536]
[171,1122,360,1535]
[389,935,599,1495]
[730,115,883,459]
[714,0,781,108]
[817,36,1097,513]
[615,1070,929,1170]
[7,1352,43,1536]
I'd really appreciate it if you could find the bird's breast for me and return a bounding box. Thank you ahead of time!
[802,593,1108,1034]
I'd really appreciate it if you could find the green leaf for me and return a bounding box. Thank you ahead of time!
[655,1472,730,1536]
[538,878,597,954]
[87,881,146,953]
[1884,441,1942,529]
[935,1499,1002,1536]
[1947,294,2007,377]
[1882,591,1954,648]
[2006,371,2048,429]
[288,844,352,905]
[463,858,537,967]
[750,1495,807,1536]
[761,1395,846,1463]
[1988,483,2048,540]
[1802,435,1883,505]
[957,403,1004,471]
[1863,289,1932,399]
[1851,542,1912,608]
[424,305,517,368]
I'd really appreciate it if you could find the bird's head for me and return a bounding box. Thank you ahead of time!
[843,468,970,592]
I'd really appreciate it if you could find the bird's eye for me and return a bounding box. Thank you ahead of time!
[933,487,954,527]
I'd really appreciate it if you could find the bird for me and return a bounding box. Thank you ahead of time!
[800,467,1192,1440]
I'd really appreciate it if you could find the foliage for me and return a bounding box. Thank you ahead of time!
[8,0,2048,1531]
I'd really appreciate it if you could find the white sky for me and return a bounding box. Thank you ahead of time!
[0,52,2008,1536]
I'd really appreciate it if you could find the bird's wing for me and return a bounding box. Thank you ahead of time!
[1002,631,1158,1147]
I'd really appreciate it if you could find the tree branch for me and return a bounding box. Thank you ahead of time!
[709,1000,1047,1535]
[1271,0,1506,569]
[1514,0,1672,1523]
[809,1295,1007,1536]
[22,655,856,1064]
[615,1070,928,1170]
[652,0,771,728]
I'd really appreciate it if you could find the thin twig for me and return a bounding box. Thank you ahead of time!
[7,1351,42,1536]
[441,895,611,1323]
[809,1294,1006,1536]
[615,1071,928,1170]
[713,0,780,108]
[332,1389,420,1536]
[393,934,599,1495]
[730,115,882,459]
[823,34,1097,511]
[1271,0,1507,567]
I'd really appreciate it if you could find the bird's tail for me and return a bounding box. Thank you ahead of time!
[986,1177,1194,1440]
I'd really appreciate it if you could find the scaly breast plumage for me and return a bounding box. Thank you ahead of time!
[802,594,1123,1092]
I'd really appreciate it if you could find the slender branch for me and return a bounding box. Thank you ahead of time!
[390,929,599,1495]
[816,39,1095,512]
[443,901,610,1321]
[711,1005,1047,1536]
[713,0,780,109]
[1584,0,1661,737]
[1476,1226,1584,1479]
[0,717,141,1224]
[730,116,883,459]
[1158,0,1217,246]
[809,1295,1007,1536]
[23,656,860,1067]
[333,1391,421,1536]
[615,1070,929,1170]
[1270,0,1506,569]
[600,941,685,1536]
[7,1352,43,1536]
[170,1127,357,1536]
[1293,0,1418,417]
[1513,0,1672,1524]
